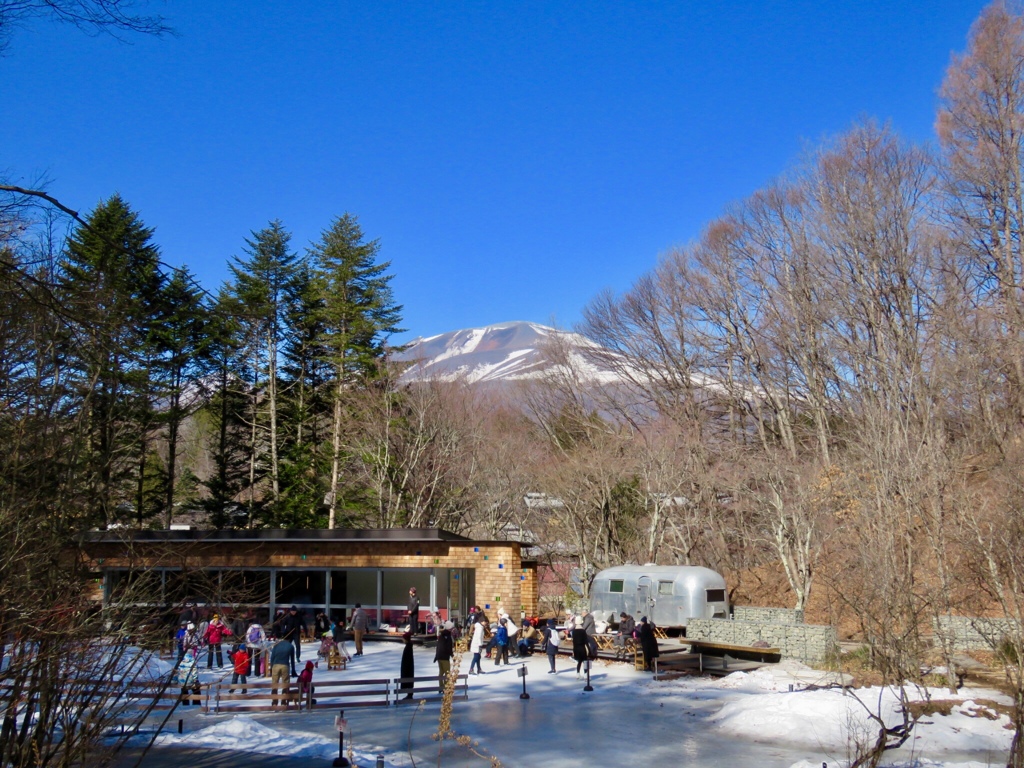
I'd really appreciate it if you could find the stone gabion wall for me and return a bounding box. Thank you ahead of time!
[687,618,838,665]
[934,615,1020,652]
[731,606,804,625]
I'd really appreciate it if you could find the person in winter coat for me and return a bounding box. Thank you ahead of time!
[204,613,229,668]
[229,613,246,641]
[638,616,660,671]
[571,618,590,678]
[314,612,331,638]
[406,588,421,635]
[269,638,293,707]
[279,606,305,674]
[493,618,510,666]
[330,615,353,661]
[580,610,598,659]
[245,621,267,676]
[434,621,454,692]
[350,603,368,656]
[176,649,200,705]
[175,622,188,661]
[614,613,636,646]
[468,617,486,675]
[296,660,315,703]
[399,631,415,699]
[543,618,560,673]
[518,621,540,656]
[231,644,249,694]
[181,622,200,659]
[502,614,519,657]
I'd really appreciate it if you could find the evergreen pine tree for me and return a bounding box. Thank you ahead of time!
[309,213,403,528]
[60,195,165,528]
[225,221,299,524]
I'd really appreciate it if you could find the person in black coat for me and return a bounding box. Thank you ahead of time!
[314,611,331,639]
[400,631,415,699]
[279,606,305,675]
[570,620,589,679]
[638,616,660,671]
[434,622,454,693]
[407,587,420,635]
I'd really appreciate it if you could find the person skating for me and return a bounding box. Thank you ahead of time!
[468,615,485,675]
[279,606,305,675]
[543,618,560,673]
[400,631,415,699]
[231,644,249,694]
[351,603,368,656]
[406,587,420,635]
[571,617,589,679]
[434,621,454,693]
[493,618,509,666]
[204,613,229,668]
[269,637,293,707]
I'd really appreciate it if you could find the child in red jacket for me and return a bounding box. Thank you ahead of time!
[231,644,249,694]
[297,660,315,704]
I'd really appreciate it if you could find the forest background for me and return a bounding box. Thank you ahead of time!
[8,2,1024,765]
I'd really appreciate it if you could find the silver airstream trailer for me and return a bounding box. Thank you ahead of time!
[589,565,728,631]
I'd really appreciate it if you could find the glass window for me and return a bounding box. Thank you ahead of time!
[705,588,726,603]
[609,580,624,593]
[658,581,674,596]
[276,570,327,605]
[221,570,271,604]
[342,570,377,606]
[382,569,430,606]
[108,569,161,603]
[329,570,348,604]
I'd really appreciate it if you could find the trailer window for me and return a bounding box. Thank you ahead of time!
[706,588,726,603]
[658,581,673,596]
[609,580,624,593]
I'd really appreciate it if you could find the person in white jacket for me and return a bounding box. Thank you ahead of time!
[468,617,487,675]
[501,613,520,657]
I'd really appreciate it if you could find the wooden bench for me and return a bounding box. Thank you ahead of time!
[685,640,780,660]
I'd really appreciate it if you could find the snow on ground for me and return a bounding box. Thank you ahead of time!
[136,639,1014,768]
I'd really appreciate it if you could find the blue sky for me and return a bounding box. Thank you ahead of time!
[1,1,987,343]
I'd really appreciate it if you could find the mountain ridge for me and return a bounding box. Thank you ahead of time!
[393,321,620,384]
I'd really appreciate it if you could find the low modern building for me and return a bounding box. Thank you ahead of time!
[82,528,537,631]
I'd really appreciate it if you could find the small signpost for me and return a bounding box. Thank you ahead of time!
[333,711,349,767]
[583,660,594,692]
[518,664,530,699]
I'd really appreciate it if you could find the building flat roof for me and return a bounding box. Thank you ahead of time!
[84,528,479,544]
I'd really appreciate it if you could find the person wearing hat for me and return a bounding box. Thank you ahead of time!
[181,622,200,660]
[406,587,420,635]
[434,621,454,693]
[204,612,229,668]
[518,618,540,656]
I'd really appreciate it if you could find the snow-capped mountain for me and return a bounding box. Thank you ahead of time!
[394,321,621,384]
